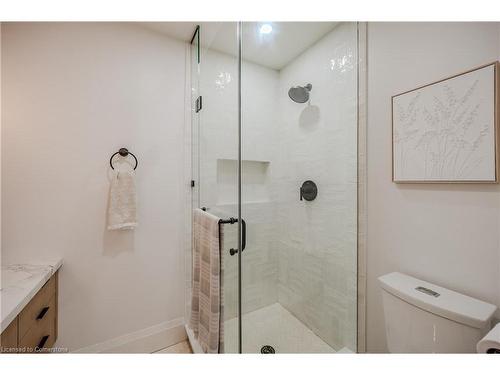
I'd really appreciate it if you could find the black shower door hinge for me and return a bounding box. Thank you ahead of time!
[191,180,195,188]
[195,96,203,113]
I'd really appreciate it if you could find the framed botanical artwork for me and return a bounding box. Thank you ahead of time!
[392,62,499,183]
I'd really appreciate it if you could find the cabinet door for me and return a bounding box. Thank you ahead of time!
[1,318,19,353]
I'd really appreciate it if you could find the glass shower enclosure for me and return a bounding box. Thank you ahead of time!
[188,22,360,353]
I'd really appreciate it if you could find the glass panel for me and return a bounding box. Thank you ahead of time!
[240,22,358,353]
[191,26,200,213]
[186,25,200,328]
[196,22,240,353]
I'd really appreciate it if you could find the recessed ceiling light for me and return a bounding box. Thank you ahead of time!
[259,24,273,34]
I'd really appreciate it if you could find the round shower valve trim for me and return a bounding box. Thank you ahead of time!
[300,180,318,201]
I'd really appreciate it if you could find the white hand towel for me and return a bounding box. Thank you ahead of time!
[107,171,137,230]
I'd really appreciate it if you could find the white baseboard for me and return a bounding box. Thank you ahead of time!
[74,318,187,353]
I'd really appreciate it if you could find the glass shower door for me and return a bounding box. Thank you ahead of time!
[190,22,359,354]
[190,22,241,353]
[239,22,359,353]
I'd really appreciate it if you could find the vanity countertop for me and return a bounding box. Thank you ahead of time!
[1,259,63,333]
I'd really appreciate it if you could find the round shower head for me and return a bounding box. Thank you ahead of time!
[288,83,312,103]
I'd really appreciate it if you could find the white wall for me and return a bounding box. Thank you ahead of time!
[1,23,187,351]
[366,22,500,353]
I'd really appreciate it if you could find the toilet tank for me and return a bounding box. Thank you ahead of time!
[379,272,497,353]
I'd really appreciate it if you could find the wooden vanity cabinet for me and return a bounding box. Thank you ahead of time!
[1,272,58,353]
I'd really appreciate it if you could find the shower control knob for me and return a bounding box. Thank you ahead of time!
[300,180,317,201]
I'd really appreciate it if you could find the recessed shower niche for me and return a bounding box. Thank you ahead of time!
[216,158,271,205]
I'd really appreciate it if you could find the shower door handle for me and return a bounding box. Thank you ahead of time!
[241,219,246,251]
[195,96,202,113]
[229,219,246,256]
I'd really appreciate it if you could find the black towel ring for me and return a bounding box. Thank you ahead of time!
[110,148,138,170]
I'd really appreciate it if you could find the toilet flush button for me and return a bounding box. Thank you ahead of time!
[415,286,440,298]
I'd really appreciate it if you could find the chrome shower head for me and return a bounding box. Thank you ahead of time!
[288,83,312,103]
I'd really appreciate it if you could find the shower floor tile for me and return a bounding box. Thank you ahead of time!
[224,303,336,353]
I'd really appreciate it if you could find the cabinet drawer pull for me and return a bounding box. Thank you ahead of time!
[36,307,50,320]
[37,335,50,349]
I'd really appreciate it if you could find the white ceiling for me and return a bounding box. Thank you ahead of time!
[139,22,198,43]
[139,22,338,70]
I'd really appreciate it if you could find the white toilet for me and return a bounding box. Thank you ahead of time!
[379,272,497,353]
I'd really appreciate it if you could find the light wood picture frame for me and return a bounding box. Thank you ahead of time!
[392,62,499,183]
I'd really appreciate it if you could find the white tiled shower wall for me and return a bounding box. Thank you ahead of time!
[196,22,358,351]
[273,23,358,351]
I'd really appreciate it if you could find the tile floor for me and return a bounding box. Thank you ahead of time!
[160,303,351,354]
[224,303,336,353]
